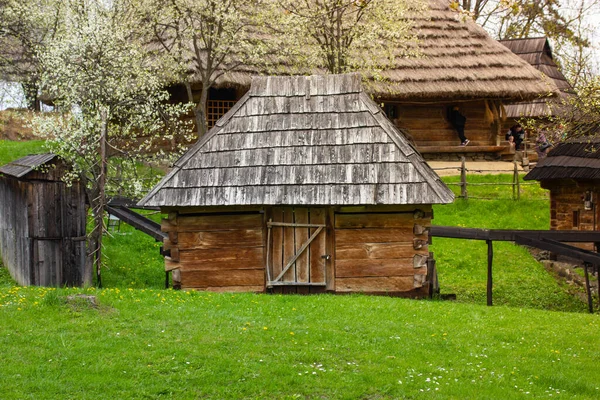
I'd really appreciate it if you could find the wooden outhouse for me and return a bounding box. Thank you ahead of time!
[524,139,600,234]
[0,154,88,286]
[139,74,454,296]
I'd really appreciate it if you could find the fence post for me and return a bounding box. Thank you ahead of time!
[516,162,521,200]
[513,161,519,200]
[460,156,467,199]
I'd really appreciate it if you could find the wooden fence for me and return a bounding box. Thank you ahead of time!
[432,157,538,200]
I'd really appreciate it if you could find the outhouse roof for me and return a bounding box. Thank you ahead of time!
[139,74,454,207]
[0,153,57,178]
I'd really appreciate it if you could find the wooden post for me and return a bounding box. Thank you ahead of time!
[460,156,467,199]
[516,165,521,200]
[513,161,519,200]
[165,271,169,289]
[487,239,493,306]
[584,263,594,313]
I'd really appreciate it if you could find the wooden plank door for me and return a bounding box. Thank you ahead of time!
[266,207,328,293]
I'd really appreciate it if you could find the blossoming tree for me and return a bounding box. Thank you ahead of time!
[34,0,190,286]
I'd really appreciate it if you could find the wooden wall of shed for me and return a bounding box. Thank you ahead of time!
[0,175,88,286]
[393,101,497,148]
[0,177,30,284]
[162,211,265,292]
[333,206,432,297]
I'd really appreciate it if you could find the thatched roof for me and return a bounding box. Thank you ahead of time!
[139,74,454,207]
[524,138,600,181]
[499,37,573,118]
[194,0,558,103]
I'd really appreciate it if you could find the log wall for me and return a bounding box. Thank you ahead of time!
[162,206,434,296]
[394,101,496,147]
[162,211,265,292]
[333,206,432,296]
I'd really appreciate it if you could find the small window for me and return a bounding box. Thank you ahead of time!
[573,210,580,228]
[383,103,398,119]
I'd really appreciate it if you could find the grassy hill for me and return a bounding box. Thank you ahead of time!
[0,139,598,398]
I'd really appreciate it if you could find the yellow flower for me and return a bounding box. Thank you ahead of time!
[290,332,294,335]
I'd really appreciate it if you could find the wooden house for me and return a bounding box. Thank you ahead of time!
[524,138,600,233]
[139,74,454,295]
[499,37,574,159]
[169,0,559,160]
[499,37,573,124]
[0,154,89,286]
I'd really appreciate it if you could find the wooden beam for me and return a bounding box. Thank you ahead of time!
[514,236,600,265]
[430,226,600,243]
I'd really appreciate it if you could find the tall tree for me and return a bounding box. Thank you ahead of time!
[454,0,599,84]
[34,0,190,286]
[0,0,65,110]
[276,0,423,75]
[139,0,273,138]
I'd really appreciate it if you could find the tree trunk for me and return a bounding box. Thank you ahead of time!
[21,81,40,111]
[196,84,209,137]
[91,109,109,287]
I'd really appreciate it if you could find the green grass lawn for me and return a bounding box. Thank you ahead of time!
[1,140,599,398]
[431,175,587,312]
[1,281,599,399]
[0,139,46,165]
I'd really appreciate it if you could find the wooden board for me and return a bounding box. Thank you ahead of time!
[271,208,284,282]
[294,208,310,293]
[282,207,296,282]
[178,229,263,249]
[175,214,262,231]
[335,229,426,245]
[181,269,264,288]
[336,243,427,260]
[178,248,263,271]
[335,213,429,229]
[199,285,265,293]
[309,208,327,285]
[335,276,415,292]
[336,259,426,278]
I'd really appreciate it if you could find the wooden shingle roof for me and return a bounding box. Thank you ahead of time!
[0,154,57,178]
[139,74,454,207]
[499,37,573,118]
[524,138,600,181]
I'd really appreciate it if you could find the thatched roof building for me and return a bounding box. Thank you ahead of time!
[140,74,452,295]
[200,0,558,104]
[499,37,573,118]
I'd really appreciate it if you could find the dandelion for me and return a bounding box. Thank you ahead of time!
[290,332,294,335]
